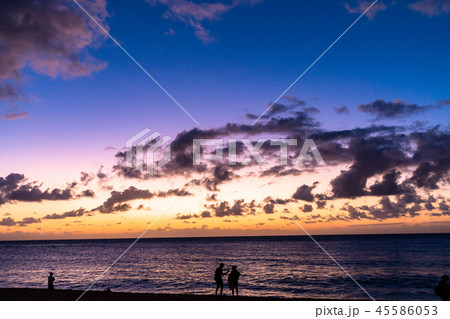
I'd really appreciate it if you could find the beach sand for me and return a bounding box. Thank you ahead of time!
[0,288,353,301]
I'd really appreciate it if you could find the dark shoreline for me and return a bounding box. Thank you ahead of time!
[0,288,361,301]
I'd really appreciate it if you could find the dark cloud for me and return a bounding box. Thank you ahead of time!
[0,217,16,226]
[280,214,300,221]
[208,199,250,217]
[245,96,315,120]
[112,152,150,180]
[259,166,303,177]
[94,187,154,214]
[369,169,404,196]
[409,128,450,189]
[334,105,350,115]
[310,125,399,143]
[330,134,408,198]
[43,208,87,220]
[112,203,132,212]
[202,164,235,191]
[410,160,450,189]
[358,99,436,120]
[0,0,108,116]
[292,183,317,202]
[0,173,25,197]
[79,189,95,198]
[303,107,320,114]
[157,188,192,197]
[175,213,199,220]
[425,202,435,211]
[368,196,422,219]
[174,211,212,219]
[265,197,294,205]
[205,193,218,202]
[439,201,450,215]
[316,200,327,209]
[315,125,449,199]
[200,211,212,218]
[96,166,108,180]
[80,171,94,185]
[0,216,42,227]
[109,98,448,211]
[302,204,313,212]
[17,217,41,227]
[308,125,400,166]
[8,185,74,202]
[0,173,92,205]
[341,195,426,221]
[245,102,292,120]
[263,202,275,214]
[94,186,191,214]
[341,204,372,220]
[283,95,307,106]
[113,106,321,182]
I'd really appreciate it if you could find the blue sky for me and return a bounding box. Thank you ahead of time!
[3,0,449,136]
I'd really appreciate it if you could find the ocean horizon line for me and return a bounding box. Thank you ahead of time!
[1,231,449,243]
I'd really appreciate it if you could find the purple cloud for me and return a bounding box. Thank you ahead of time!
[146,0,262,43]
[0,0,109,117]
[409,0,450,17]
[344,1,388,20]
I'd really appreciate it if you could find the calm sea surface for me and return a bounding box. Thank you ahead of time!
[1,234,449,300]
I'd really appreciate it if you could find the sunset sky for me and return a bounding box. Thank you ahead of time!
[0,0,449,240]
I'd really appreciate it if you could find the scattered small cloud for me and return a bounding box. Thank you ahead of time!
[146,0,262,43]
[164,28,176,36]
[263,202,275,214]
[409,0,450,17]
[344,1,389,20]
[334,105,350,115]
[358,99,440,120]
[2,111,29,121]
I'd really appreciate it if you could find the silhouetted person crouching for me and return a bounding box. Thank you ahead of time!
[214,263,228,296]
[48,272,55,290]
[435,275,450,301]
[228,265,240,296]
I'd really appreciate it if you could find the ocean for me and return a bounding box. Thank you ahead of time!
[0,233,449,300]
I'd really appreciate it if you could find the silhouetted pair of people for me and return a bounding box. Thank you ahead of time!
[214,263,240,296]
[214,263,228,295]
[48,272,55,290]
[228,266,240,296]
[435,275,450,301]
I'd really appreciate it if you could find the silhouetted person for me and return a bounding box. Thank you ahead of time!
[435,275,450,301]
[228,265,241,296]
[48,272,55,290]
[214,263,229,296]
